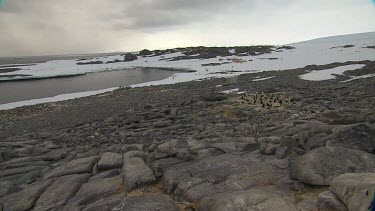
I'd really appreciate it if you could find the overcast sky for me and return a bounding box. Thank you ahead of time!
[0,0,374,57]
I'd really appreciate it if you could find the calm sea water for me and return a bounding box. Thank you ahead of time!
[0,68,179,104]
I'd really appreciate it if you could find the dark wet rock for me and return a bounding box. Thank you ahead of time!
[0,179,53,211]
[82,193,178,211]
[34,174,90,211]
[0,165,47,178]
[44,156,99,179]
[66,175,123,208]
[182,182,216,202]
[89,169,120,182]
[42,148,70,161]
[196,148,224,159]
[236,142,259,152]
[123,150,154,164]
[199,188,295,211]
[0,181,20,197]
[154,120,172,128]
[305,133,328,150]
[202,94,228,102]
[275,146,288,159]
[16,170,44,187]
[318,191,348,211]
[174,177,207,196]
[0,156,45,168]
[297,198,319,211]
[289,147,375,185]
[122,157,156,192]
[162,169,191,194]
[331,173,375,211]
[97,152,122,170]
[121,144,144,153]
[326,123,375,153]
[212,142,237,153]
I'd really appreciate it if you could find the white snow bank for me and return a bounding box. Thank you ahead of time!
[342,73,375,82]
[0,32,374,110]
[252,76,275,81]
[221,88,240,94]
[299,64,366,81]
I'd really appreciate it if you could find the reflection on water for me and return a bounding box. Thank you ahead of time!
[0,68,180,104]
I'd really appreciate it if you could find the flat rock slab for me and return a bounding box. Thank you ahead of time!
[34,174,90,211]
[123,157,156,192]
[289,147,375,185]
[82,193,178,211]
[65,175,123,208]
[41,148,70,161]
[97,152,122,170]
[44,156,99,179]
[0,165,47,178]
[0,179,53,211]
[199,188,296,211]
[331,173,375,211]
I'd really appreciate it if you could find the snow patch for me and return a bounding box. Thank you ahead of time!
[221,88,239,94]
[299,64,366,81]
[252,76,275,81]
[342,73,375,82]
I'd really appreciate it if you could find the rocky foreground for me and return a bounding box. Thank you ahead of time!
[1,61,375,211]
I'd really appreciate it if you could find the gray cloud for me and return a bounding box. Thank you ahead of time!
[0,0,374,57]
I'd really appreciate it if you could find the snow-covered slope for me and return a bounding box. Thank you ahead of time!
[0,32,374,110]
[1,32,374,84]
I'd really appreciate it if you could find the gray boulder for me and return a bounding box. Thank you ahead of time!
[331,173,375,211]
[44,156,99,178]
[34,174,90,211]
[122,157,156,192]
[97,152,122,170]
[66,175,123,207]
[289,147,375,185]
[0,179,53,211]
[327,123,375,153]
[318,191,347,211]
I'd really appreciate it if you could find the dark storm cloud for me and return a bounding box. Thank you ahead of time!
[101,0,252,30]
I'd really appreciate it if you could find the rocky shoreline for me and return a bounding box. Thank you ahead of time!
[1,61,375,210]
